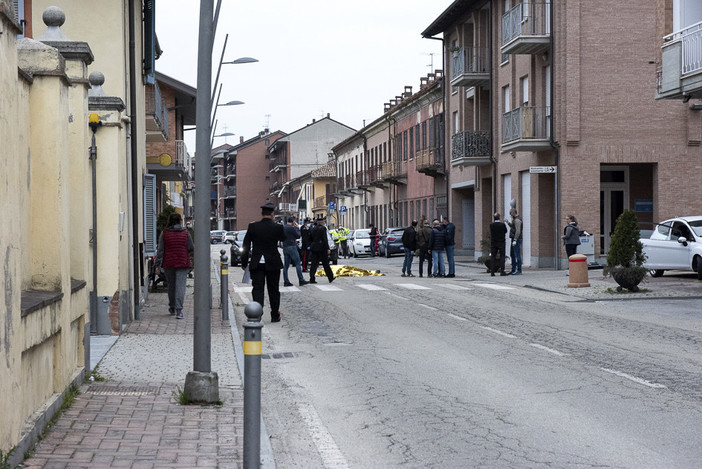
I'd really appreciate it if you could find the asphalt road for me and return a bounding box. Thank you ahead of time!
[230,253,702,468]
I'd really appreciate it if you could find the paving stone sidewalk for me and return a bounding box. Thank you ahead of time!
[21,272,247,469]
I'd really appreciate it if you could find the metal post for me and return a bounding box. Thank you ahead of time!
[193,0,214,373]
[220,249,228,321]
[243,301,263,469]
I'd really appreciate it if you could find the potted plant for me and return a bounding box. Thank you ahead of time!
[604,210,648,292]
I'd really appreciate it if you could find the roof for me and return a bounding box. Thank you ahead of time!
[310,159,336,179]
[421,0,485,38]
[155,71,197,125]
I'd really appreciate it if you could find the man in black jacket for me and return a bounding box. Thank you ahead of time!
[428,219,447,277]
[241,203,286,322]
[489,212,508,277]
[401,220,418,277]
[308,217,335,284]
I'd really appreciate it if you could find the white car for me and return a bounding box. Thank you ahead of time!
[349,229,372,257]
[641,216,702,280]
[224,231,236,243]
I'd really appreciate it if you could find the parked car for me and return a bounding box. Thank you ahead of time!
[349,229,372,257]
[229,230,247,266]
[210,230,226,244]
[224,231,236,243]
[378,227,406,257]
[640,216,702,280]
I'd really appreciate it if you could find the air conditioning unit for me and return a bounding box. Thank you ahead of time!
[277,203,298,212]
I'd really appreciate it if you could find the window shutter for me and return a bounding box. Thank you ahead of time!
[143,0,156,84]
[143,174,157,256]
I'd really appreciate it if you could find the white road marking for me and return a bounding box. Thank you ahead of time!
[447,313,467,321]
[481,326,516,338]
[297,402,350,469]
[315,285,344,292]
[418,304,438,311]
[281,286,301,292]
[530,343,566,356]
[355,284,388,291]
[234,286,253,293]
[600,368,667,389]
[395,283,431,290]
[435,283,472,290]
[474,283,515,290]
[384,292,409,301]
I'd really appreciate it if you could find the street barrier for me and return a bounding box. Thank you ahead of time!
[243,301,263,468]
[220,249,229,321]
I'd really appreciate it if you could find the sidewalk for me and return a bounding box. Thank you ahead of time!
[21,261,273,469]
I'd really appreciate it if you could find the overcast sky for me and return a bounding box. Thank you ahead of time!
[155,1,450,147]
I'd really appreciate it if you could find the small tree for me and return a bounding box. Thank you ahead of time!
[604,210,647,291]
[156,204,176,240]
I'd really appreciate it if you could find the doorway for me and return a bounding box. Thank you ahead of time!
[600,166,629,255]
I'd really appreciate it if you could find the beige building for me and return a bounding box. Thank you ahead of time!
[0,1,155,464]
[422,0,702,268]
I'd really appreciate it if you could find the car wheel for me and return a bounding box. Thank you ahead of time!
[649,269,664,278]
[353,251,358,258]
[385,247,390,258]
[696,257,702,281]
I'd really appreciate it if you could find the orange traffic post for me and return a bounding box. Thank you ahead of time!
[567,254,590,287]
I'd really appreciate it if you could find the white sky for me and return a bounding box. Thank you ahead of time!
[155,0,450,147]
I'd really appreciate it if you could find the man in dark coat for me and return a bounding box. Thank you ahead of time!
[308,217,335,284]
[241,203,286,322]
[428,219,447,277]
[489,212,508,277]
[300,217,313,272]
[401,220,418,277]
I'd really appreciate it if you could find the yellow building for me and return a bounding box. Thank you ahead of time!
[0,1,152,465]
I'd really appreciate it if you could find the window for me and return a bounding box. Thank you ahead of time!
[415,124,420,150]
[403,131,408,161]
[503,85,511,114]
[453,111,459,135]
[409,127,414,159]
[520,76,529,106]
[421,121,427,149]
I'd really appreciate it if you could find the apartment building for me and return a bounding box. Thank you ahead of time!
[333,72,445,232]
[422,0,702,268]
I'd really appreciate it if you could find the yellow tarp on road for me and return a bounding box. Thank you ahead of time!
[315,265,385,277]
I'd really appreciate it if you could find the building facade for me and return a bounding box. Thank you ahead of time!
[422,0,702,268]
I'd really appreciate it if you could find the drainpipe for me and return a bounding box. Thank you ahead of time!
[128,0,141,318]
[385,114,396,225]
[89,117,101,334]
[549,0,560,269]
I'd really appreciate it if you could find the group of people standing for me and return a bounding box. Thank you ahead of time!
[399,216,456,278]
[488,209,523,276]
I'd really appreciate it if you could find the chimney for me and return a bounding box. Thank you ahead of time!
[327,113,330,118]
[240,136,244,143]
[384,103,391,113]
[403,86,413,98]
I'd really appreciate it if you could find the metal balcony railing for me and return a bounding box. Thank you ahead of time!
[382,160,407,180]
[451,47,491,87]
[502,106,550,144]
[416,147,445,174]
[451,131,491,160]
[502,2,551,54]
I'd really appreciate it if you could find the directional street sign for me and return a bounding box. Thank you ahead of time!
[529,166,557,174]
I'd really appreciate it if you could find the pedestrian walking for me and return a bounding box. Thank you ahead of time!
[282,218,308,287]
[369,223,379,257]
[309,217,335,283]
[442,217,456,277]
[337,225,350,258]
[241,203,287,323]
[508,208,523,275]
[154,213,194,319]
[416,216,433,277]
[401,220,418,277]
[489,212,508,276]
[562,214,581,258]
[428,219,447,277]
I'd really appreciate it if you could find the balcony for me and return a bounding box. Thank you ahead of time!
[222,187,236,198]
[381,161,407,184]
[501,106,551,152]
[657,21,702,100]
[451,131,492,166]
[145,81,169,142]
[451,47,490,88]
[146,140,192,182]
[314,195,332,210]
[222,208,237,219]
[416,147,445,176]
[501,2,551,56]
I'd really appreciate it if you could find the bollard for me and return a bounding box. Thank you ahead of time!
[243,301,263,469]
[567,253,590,287]
[220,249,229,321]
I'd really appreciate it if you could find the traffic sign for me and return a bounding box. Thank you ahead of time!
[328,201,336,210]
[340,206,347,214]
[529,166,557,174]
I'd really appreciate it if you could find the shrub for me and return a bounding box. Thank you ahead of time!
[606,210,646,269]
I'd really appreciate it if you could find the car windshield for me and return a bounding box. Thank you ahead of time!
[689,220,702,237]
[355,230,370,238]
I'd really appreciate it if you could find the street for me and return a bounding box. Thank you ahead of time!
[229,251,702,468]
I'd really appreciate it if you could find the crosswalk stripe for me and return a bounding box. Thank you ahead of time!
[281,286,301,292]
[435,284,472,290]
[473,283,514,290]
[395,283,431,290]
[315,285,344,292]
[355,284,388,291]
[234,286,253,293]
